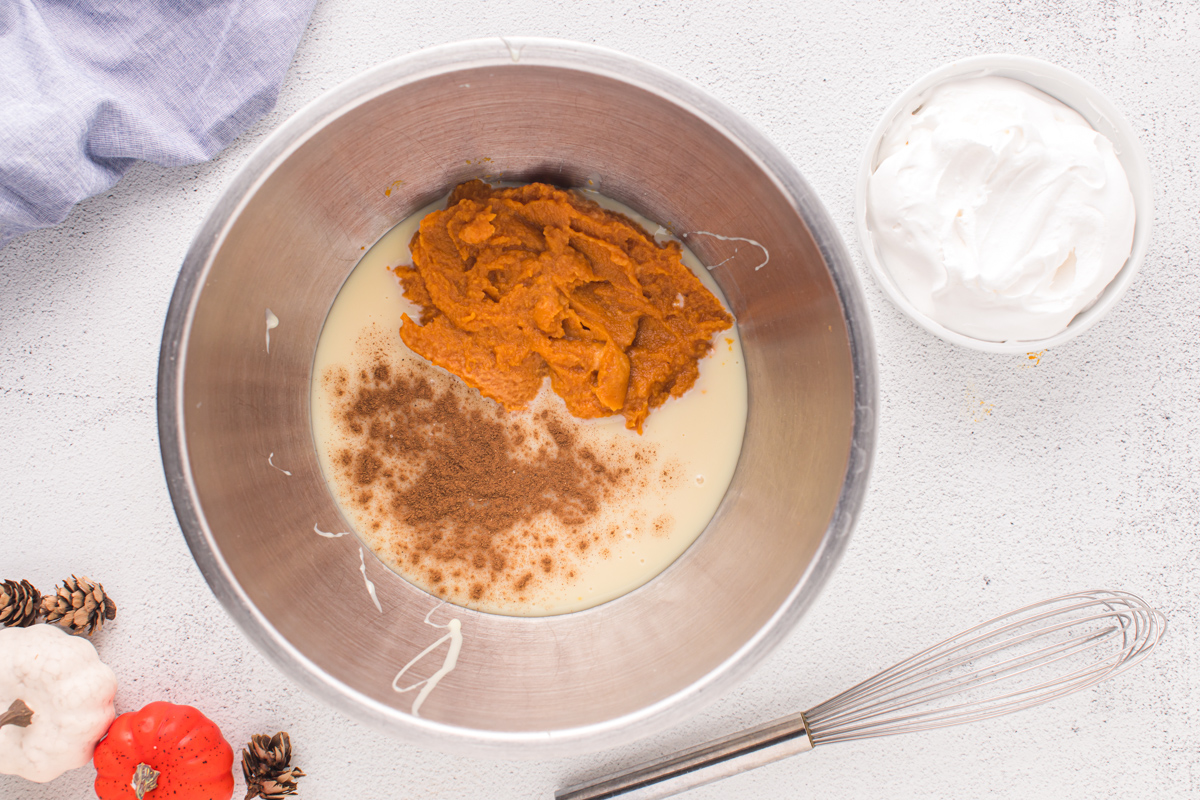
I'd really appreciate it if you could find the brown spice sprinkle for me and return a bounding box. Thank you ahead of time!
[393,180,734,433]
[329,356,650,607]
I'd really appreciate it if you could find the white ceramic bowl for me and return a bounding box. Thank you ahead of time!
[855,54,1153,354]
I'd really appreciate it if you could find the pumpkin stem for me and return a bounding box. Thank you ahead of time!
[0,698,33,728]
[131,763,160,799]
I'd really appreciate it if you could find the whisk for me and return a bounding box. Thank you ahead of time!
[557,590,1165,800]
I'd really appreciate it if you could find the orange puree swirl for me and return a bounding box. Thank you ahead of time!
[394,181,734,433]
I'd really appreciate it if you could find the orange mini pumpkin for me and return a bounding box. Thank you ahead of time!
[93,701,234,800]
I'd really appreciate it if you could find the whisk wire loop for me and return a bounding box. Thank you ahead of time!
[804,590,1164,745]
[820,622,1121,731]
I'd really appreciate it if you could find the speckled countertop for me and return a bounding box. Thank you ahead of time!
[2,1,1198,798]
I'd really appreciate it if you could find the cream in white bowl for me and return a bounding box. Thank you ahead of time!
[856,55,1153,353]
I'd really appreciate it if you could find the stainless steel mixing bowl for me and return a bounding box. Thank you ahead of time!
[159,38,876,757]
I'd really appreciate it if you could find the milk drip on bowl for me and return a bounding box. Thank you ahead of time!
[867,76,1136,343]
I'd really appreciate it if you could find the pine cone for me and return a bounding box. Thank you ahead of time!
[0,580,42,628]
[40,575,117,636]
[243,732,305,799]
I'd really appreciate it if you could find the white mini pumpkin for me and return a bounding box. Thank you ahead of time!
[0,624,117,782]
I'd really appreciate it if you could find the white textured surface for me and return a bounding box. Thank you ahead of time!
[2,1,1197,797]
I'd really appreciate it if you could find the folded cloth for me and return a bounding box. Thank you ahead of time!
[0,0,318,247]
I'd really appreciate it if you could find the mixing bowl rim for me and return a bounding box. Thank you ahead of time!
[158,36,877,757]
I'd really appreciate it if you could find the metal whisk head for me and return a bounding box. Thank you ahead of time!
[558,591,1166,800]
[804,590,1165,745]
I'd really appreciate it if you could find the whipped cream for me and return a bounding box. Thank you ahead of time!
[868,76,1136,342]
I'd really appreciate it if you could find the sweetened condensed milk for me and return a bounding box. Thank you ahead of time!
[312,193,747,615]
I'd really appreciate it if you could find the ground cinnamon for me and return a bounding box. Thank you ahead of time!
[327,356,647,607]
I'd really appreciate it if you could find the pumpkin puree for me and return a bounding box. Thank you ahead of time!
[394,181,733,432]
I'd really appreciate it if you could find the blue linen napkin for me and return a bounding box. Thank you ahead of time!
[0,0,318,247]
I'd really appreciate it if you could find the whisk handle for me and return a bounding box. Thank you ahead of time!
[556,711,813,800]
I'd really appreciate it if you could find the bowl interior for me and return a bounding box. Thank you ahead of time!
[164,40,870,756]
[855,54,1153,354]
